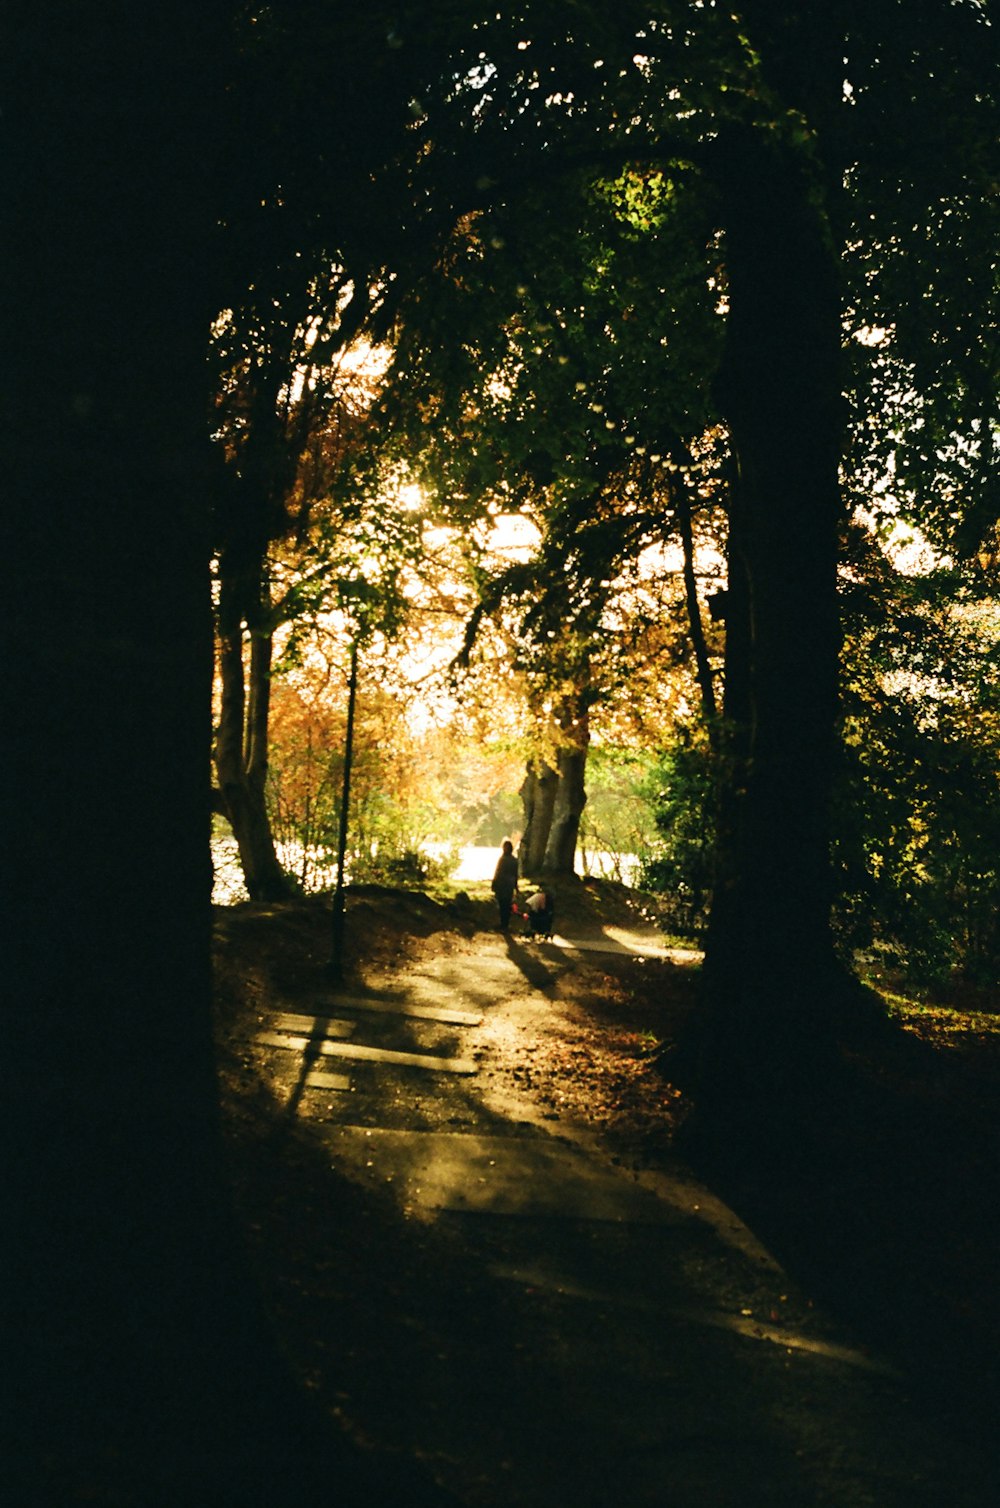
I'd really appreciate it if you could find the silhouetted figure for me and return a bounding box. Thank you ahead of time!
[524,888,555,940]
[491,840,519,931]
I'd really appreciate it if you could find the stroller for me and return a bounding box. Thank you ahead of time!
[522,889,555,941]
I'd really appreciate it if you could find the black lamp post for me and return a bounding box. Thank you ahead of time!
[327,634,359,983]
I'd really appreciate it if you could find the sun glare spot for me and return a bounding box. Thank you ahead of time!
[398,482,424,512]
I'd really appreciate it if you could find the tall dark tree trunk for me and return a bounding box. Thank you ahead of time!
[696,125,848,1094]
[675,481,719,727]
[246,583,275,801]
[209,261,312,904]
[214,551,291,900]
[519,760,558,878]
[543,712,591,876]
[1,7,272,1497]
[0,12,447,1504]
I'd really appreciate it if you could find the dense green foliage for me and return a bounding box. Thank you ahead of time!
[639,554,1000,987]
[836,550,1000,984]
[639,733,720,937]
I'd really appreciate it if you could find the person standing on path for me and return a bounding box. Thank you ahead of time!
[490,840,519,931]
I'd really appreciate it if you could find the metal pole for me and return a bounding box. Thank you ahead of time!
[328,635,359,983]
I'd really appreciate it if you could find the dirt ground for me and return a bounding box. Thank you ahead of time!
[212,878,1000,1505]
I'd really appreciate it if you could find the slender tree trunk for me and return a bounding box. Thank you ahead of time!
[214,551,291,900]
[676,483,718,726]
[519,761,558,878]
[543,713,590,876]
[245,594,272,781]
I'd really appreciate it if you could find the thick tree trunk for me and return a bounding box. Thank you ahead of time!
[0,14,447,1504]
[1,9,276,1497]
[543,714,590,876]
[518,761,558,878]
[695,126,849,1094]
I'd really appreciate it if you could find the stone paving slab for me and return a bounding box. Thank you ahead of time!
[273,1012,360,1035]
[255,1027,354,1053]
[305,997,484,1027]
[303,1070,352,1092]
[272,1011,362,1037]
[261,1036,477,1074]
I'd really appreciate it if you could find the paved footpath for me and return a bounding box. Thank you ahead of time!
[248,924,999,1508]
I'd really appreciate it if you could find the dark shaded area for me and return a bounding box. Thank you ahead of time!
[0,11,458,1502]
[214,892,1000,1504]
[677,1013,1000,1438]
[211,886,1000,1501]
